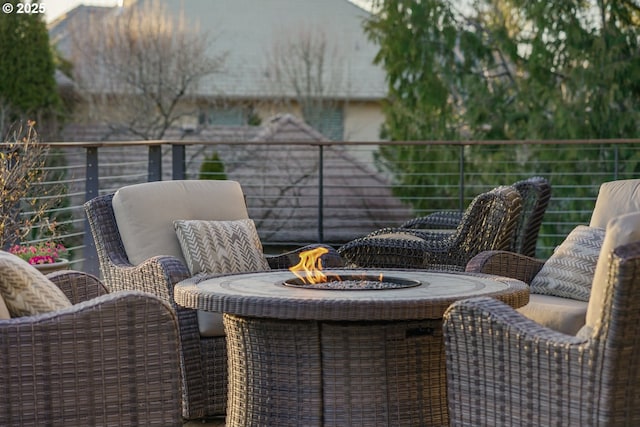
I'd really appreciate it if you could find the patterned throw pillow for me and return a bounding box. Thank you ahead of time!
[0,250,72,317]
[174,219,270,276]
[530,225,606,301]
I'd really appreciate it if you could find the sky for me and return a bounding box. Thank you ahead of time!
[46,0,373,22]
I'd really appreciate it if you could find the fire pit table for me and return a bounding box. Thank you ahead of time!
[174,269,529,427]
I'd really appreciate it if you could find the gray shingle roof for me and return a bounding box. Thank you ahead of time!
[49,0,386,101]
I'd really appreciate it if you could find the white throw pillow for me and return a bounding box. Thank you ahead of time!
[0,250,72,317]
[174,219,270,276]
[530,225,605,301]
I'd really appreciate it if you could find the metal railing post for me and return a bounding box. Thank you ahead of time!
[172,143,186,180]
[83,146,100,276]
[148,145,162,181]
[614,145,619,180]
[318,144,324,243]
[459,145,465,212]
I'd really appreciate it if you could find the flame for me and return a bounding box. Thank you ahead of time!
[289,247,330,284]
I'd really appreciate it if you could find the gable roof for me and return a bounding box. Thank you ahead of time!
[62,114,411,243]
[48,5,112,52]
[240,115,411,242]
[50,0,386,101]
[251,113,329,142]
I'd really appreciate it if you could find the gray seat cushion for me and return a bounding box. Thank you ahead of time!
[589,179,640,228]
[517,294,588,335]
[112,180,249,265]
[579,211,640,338]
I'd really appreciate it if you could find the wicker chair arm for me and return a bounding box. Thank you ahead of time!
[400,211,463,230]
[102,255,190,305]
[368,227,455,241]
[344,229,470,270]
[266,244,344,270]
[0,291,182,426]
[465,250,545,283]
[443,296,587,426]
[396,229,456,241]
[338,234,442,269]
[47,270,108,304]
[444,296,584,345]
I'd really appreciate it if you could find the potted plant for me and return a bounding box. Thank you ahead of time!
[1,121,68,269]
[9,241,69,273]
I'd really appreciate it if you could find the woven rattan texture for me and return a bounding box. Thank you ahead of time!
[400,176,551,258]
[85,193,225,419]
[85,189,343,420]
[465,250,546,283]
[224,314,448,427]
[0,271,182,426]
[338,185,523,270]
[444,240,640,426]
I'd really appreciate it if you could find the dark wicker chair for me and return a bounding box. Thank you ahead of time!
[337,185,522,270]
[0,270,182,427]
[84,181,342,420]
[401,176,551,257]
[443,236,640,426]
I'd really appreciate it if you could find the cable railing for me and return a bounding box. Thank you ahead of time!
[23,138,640,276]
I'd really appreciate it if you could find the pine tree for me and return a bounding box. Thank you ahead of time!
[0,0,62,135]
[199,151,227,180]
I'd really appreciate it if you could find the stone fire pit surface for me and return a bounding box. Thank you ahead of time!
[174,269,529,321]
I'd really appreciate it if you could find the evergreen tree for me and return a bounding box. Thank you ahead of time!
[365,0,640,240]
[199,151,227,180]
[0,0,62,135]
[0,3,71,254]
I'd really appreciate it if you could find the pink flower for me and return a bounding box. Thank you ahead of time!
[29,255,55,265]
[9,242,67,264]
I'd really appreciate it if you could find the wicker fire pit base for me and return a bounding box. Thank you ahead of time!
[224,315,447,427]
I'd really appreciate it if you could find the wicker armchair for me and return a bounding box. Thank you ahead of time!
[0,270,182,427]
[443,212,640,426]
[84,180,342,420]
[338,185,522,270]
[401,176,551,257]
[465,178,640,336]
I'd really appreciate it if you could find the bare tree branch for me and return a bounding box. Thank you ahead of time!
[67,0,227,139]
[265,26,349,139]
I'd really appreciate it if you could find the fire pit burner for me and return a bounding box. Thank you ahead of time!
[282,274,421,290]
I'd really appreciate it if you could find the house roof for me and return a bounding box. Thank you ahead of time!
[62,114,411,243]
[48,5,112,53]
[239,115,411,242]
[49,0,387,101]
